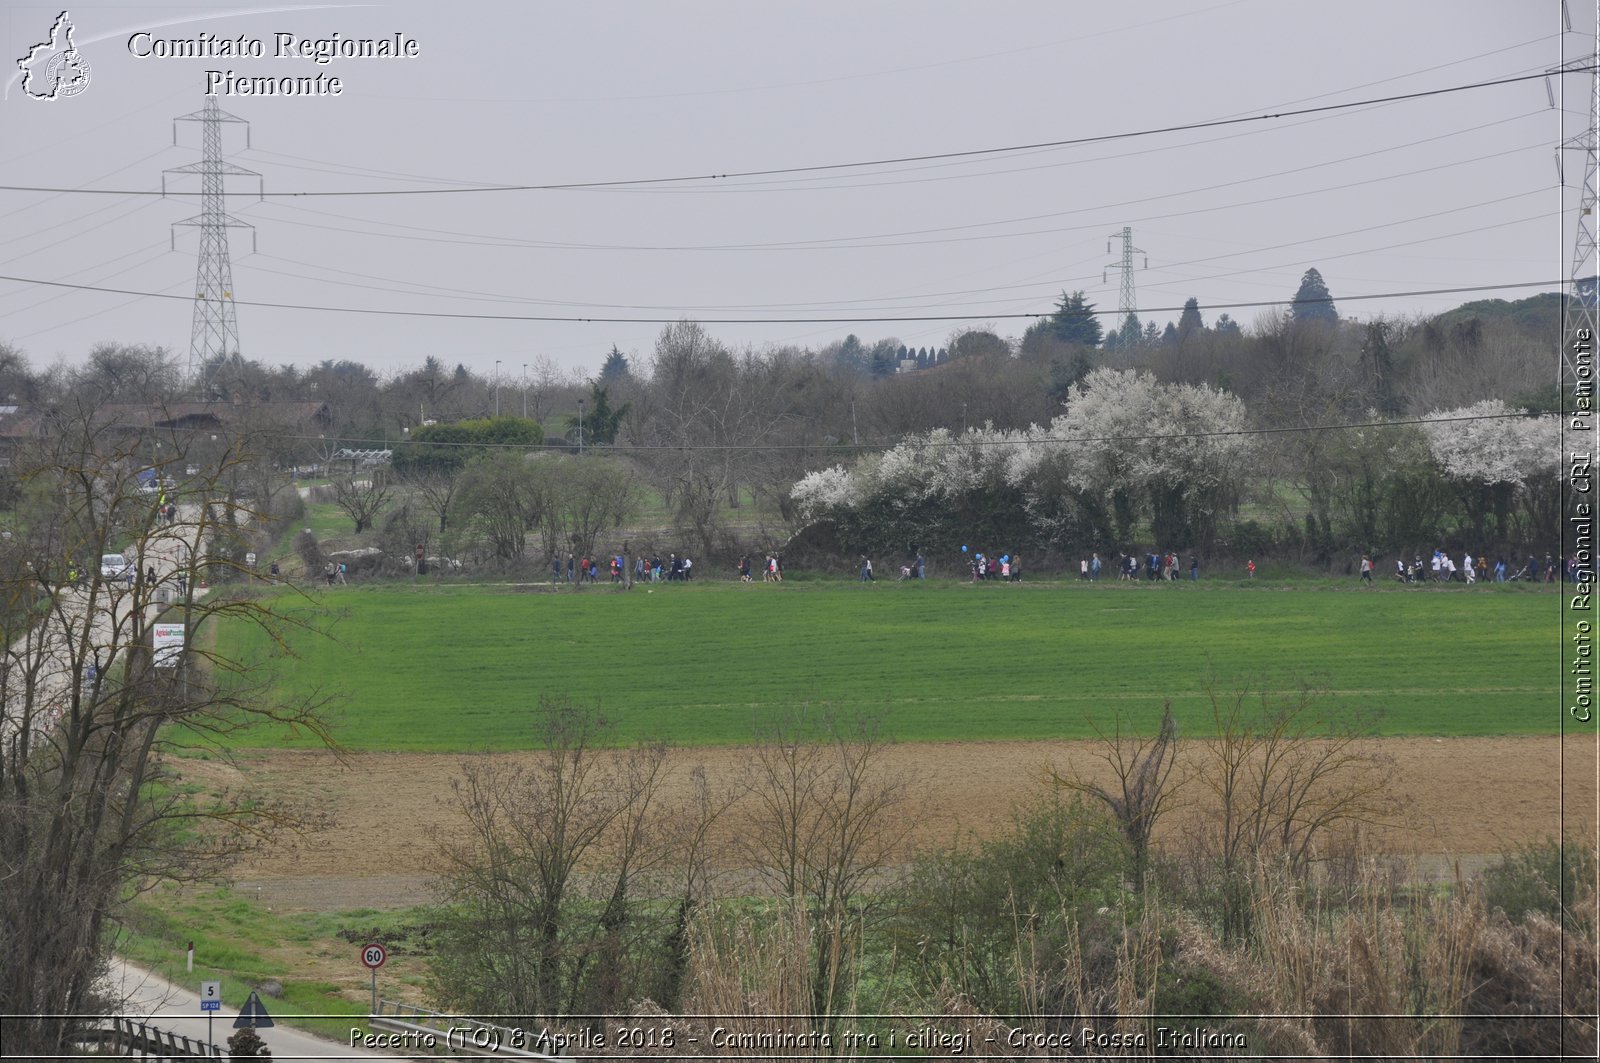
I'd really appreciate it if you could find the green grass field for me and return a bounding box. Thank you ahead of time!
[215,578,1560,751]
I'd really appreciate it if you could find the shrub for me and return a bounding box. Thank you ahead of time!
[1480,836,1598,929]
[892,794,1126,1017]
[293,529,322,577]
[1220,518,1274,559]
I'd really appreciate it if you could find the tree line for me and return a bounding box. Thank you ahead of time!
[0,270,1566,568]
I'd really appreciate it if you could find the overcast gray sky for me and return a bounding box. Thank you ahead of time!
[0,0,1589,379]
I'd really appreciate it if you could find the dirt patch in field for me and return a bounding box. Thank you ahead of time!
[208,736,1597,912]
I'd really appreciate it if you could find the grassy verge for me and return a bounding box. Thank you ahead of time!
[115,885,434,1042]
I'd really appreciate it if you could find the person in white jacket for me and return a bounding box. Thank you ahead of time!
[1463,552,1476,584]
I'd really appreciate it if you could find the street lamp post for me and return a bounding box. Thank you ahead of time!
[494,360,502,418]
[576,399,584,454]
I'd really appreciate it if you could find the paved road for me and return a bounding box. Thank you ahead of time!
[2,507,200,749]
[104,958,390,1060]
[8,511,387,1060]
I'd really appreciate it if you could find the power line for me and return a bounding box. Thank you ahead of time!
[0,274,1559,325]
[225,31,1553,184]
[246,128,1544,255]
[232,194,1547,321]
[0,69,1582,200]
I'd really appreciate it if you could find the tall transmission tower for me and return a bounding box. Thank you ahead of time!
[165,98,259,391]
[1103,226,1147,318]
[1556,2,1598,383]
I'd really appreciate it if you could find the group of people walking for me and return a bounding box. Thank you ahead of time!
[1370,549,1580,585]
[550,552,701,584]
[1105,551,1199,581]
[962,550,1020,581]
[738,554,785,582]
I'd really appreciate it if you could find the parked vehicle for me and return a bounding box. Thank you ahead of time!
[100,553,134,583]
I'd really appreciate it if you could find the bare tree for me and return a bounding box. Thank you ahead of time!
[741,704,906,1021]
[331,470,394,534]
[429,698,718,1017]
[1194,677,1394,939]
[411,469,461,535]
[450,451,550,563]
[75,343,183,403]
[1048,702,1181,894]
[524,355,565,426]
[0,401,333,1056]
[553,456,640,560]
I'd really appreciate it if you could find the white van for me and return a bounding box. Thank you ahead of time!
[100,553,133,583]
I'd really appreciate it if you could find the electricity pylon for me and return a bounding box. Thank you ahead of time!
[1103,226,1147,318]
[165,98,259,392]
[1556,3,1598,384]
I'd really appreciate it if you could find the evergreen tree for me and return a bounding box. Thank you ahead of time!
[1048,290,1104,347]
[599,345,630,382]
[568,382,631,445]
[1177,298,1204,341]
[1142,321,1161,345]
[1214,313,1242,335]
[1161,321,1179,345]
[868,339,899,377]
[1291,268,1338,325]
[834,334,867,372]
[1119,312,1142,348]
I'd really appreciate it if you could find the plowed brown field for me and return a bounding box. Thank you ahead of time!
[194,736,1595,912]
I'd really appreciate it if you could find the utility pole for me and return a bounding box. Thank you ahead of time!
[577,399,584,454]
[166,98,259,393]
[1103,226,1148,320]
[494,360,501,417]
[521,363,528,418]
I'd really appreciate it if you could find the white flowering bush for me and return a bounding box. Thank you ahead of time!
[787,370,1254,555]
[1421,400,1563,545]
[787,384,1561,561]
[1421,400,1561,486]
[791,465,857,521]
[1057,368,1254,546]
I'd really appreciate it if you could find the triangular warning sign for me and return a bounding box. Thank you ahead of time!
[233,989,275,1028]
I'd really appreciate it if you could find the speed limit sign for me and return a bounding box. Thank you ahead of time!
[360,942,386,969]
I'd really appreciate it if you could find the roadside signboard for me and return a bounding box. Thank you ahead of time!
[234,990,274,1029]
[199,980,221,1012]
[360,942,386,1013]
[153,623,185,668]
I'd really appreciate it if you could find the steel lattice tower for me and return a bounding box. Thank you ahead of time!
[1104,226,1147,317]
[165,98,258,390]
[1559,14,1599,384]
